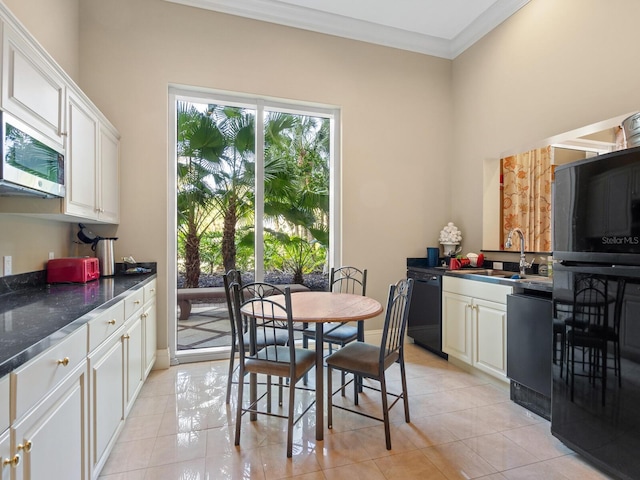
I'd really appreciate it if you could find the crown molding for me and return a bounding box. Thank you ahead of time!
[165,0,530,59]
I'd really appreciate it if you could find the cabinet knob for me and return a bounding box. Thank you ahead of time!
[123,334,130,340]
[57,357,70,367]
[2,454,20,467]
[17,440,32,452]
[107,319,116,325]
[134,300,141,305]
[141,313,148,319]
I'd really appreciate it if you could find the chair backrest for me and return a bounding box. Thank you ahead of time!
[612,278,627,333]
[572,274,608,329]
[379,278,414,367]
[330,266,367,296]
[223,270,243,339]
[231,282,296,370]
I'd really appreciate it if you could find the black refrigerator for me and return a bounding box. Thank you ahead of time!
[551,146,640,480]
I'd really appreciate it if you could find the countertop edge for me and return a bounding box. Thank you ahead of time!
[0,274,157,378]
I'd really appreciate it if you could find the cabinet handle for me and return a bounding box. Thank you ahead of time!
[108,319,116,325]
[123,334,130,340]
[134,300,141,305]
[2,454,20,467]
[17,441,32,453]
[141,313,148,319]
[151,288,155,292]
[57,357,70,367]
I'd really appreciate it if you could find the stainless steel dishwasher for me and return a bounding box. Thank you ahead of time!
[406,268,447,358]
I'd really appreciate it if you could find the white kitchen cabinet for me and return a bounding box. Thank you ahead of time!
[0,429,11,480]
[88,325,125,478]
[1,22,66,146]
[473,297,508,379]
[97,122,120,223]
[12,361,87,480]
[0,376,8,435]
[142,280,157,377]
[124,315,143,416]
[442,276,512,381]
[65,88,99,219]
[442,291,472,364]
[64,88,120,224]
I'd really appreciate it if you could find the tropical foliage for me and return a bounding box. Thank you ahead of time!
[176,101,330,287]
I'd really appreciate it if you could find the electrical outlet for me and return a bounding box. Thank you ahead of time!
[3,256,11,276]
[493,261,503,270]
[49,252,55,260]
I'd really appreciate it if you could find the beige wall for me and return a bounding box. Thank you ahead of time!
[452,0,640,251]
[74,0,453,348]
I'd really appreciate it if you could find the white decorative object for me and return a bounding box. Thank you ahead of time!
[439,222,462,257]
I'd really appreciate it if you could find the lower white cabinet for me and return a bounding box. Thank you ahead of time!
[3,277,157,480]
[442,276,512,381]
[0,429,11,480]
[124,315,143,416]
[142,280,157,377]
[11,361,88,480]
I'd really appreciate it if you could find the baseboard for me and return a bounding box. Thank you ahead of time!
[153,347,172,370]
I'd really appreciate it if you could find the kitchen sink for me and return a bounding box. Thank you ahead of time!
[448,269,552,282]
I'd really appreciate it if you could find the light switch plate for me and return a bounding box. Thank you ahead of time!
[3,256,11,276]
[493,261,503,270]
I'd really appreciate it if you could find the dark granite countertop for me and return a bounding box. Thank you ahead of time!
[407,257,552,294]
[0,271,157,378]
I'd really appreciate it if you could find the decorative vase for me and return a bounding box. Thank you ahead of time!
[441,243,461,257]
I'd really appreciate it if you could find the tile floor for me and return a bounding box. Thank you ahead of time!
[99,343,614,480]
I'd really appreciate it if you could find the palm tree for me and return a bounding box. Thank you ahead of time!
[176,103,225,287]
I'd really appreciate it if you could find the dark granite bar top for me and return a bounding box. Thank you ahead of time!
[0,268,157,378]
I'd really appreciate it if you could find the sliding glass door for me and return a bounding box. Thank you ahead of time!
[169,88,339,362]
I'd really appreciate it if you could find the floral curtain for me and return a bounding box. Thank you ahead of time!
[501,146,552,252]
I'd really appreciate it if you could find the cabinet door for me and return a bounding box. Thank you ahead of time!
[89,335,124,478]
[12,362,87,480]
[442,291,472,363]
[1,24,65,145]
[0,429,11,480]
[142,300,157,378]
[473,298,507,379]
[97,123,120,223]
[124,317,143,416]
[65,89,98,220]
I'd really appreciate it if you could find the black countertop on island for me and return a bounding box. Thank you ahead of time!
[0,269,157,378]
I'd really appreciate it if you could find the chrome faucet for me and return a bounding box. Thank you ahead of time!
[505,228,531,275]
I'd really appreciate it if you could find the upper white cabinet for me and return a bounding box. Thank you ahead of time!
[0,13,120,224]
[65,89,120,223]
[1,22,66,146]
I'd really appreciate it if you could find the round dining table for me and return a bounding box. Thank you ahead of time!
[241,290,383,441]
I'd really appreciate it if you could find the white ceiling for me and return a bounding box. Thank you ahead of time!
[165,0,530,59]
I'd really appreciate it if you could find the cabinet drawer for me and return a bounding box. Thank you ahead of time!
[88,301,125,352]
[443,276,512,303]
[144,279,157,303]
[11,325,87,420]
[124,289,144,318]
[0,375,8,433]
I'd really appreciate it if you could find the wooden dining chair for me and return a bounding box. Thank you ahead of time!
[326,277,413,450]
[222,271,288,405]
[231,282,316,457]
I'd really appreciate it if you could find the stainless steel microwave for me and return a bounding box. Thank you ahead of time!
[0,112,65,198]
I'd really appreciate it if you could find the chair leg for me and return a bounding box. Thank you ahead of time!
[267,375,272,413]
[287,374,296,458]
[235,370,244,446]
[327,365,333,429]
[279,377,284,406]
[226,344,236,404]
[399,355,410,423]
[380,375,391,450]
